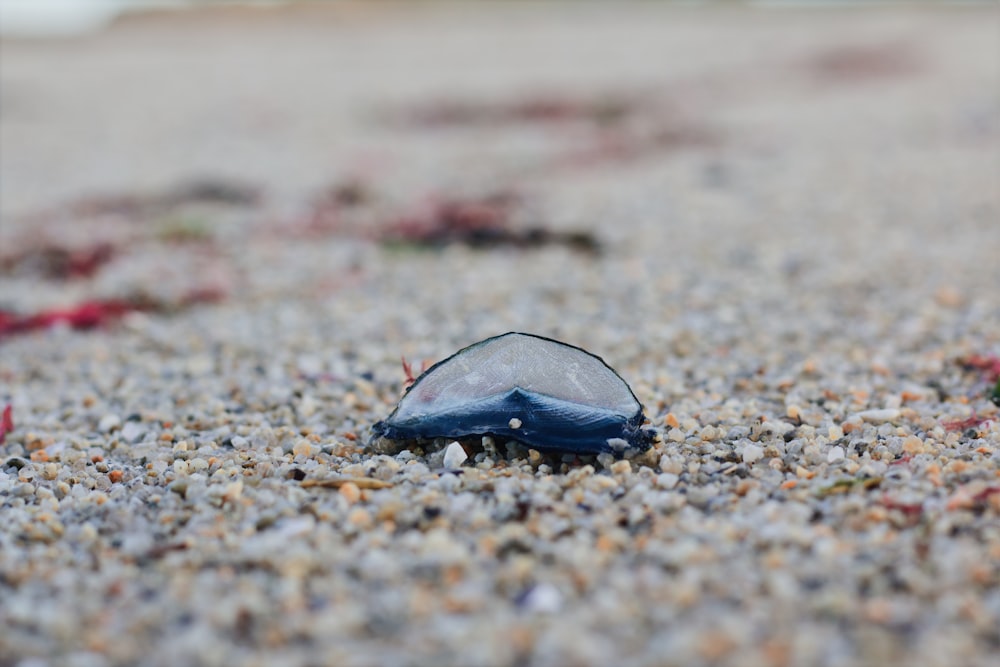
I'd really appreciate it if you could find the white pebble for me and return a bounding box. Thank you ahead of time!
[742,444,764,464]
[522,582,563,614]
[854,409,901,424]
[98,414,121,433]
[120,421,146,444]
[508,417,522,429]
[827,446,846,463]
[443,441,468,468]
[657,473,679,489]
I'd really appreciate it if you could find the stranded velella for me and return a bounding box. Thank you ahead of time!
[370,332,652,455]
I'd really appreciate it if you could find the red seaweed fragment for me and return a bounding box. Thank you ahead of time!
[0,404,13,444]
[383,193,600,253]
[0,289,226,341]
[941,410,992,433]
[0,242,117,280]
[879,494,924,517]
[552,123,717,169]
[805,43,920,82]
[960,355,1000,383]
[401,356,431,390]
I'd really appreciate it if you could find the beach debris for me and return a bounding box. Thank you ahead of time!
[805,43,920,82]
[0,289,225,340]
[941,410,992,433]
[370,332,653,456]
[0,404,13,444]
[0,241,116,280]
[961,354,1000,382]
[397,92,640,128]
[382,193,601,254]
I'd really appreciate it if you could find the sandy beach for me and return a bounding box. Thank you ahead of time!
[1,4,999,666]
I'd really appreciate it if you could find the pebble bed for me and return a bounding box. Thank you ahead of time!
[1,6,998,667]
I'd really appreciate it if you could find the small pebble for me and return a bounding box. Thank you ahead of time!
[743,444,764,464]
[854,409,901,424]
[521,583,563,614]
[508,417,522,429]
[827,446,846,463]
[98,414,121,433]
[443,441,468,468]
[120,421,146,443]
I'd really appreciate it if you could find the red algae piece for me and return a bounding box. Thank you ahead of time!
[942,411,992,432]
[961,355,1000,383]
[0,404,13,444]
[0,289,227,341]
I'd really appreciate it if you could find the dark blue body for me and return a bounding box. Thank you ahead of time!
[372,387,650,455]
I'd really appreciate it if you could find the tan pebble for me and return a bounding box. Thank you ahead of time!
[786,405,802,421]
[595,534,617,553]
[969,564,992,585]
[339,482,362,504]
[223,480,243,503]
[763,551,784,568]
[610,460,631,476]
[508,625,535,656]
[42,464,59,481]
[674,581,699,607]
[865,507,889,523]
[795,466,815,479]
[828,425,844,440]
[292,439,315,458]
[527,449,543,466]
[864,598,892,623]
[989,493,1000,513]
[698,632,737,661]
[590,476,618,491]
[665,413,680,429]
[934,286,964,307]
[902,436,925,455]
[769,459,784,472]
[945,460,971,475]
[925,463,942,486]
[347,507,372,528]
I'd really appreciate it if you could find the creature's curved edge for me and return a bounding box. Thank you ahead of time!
[388,332,644,418]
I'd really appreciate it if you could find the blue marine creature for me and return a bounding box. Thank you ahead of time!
[371,332,653,455]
